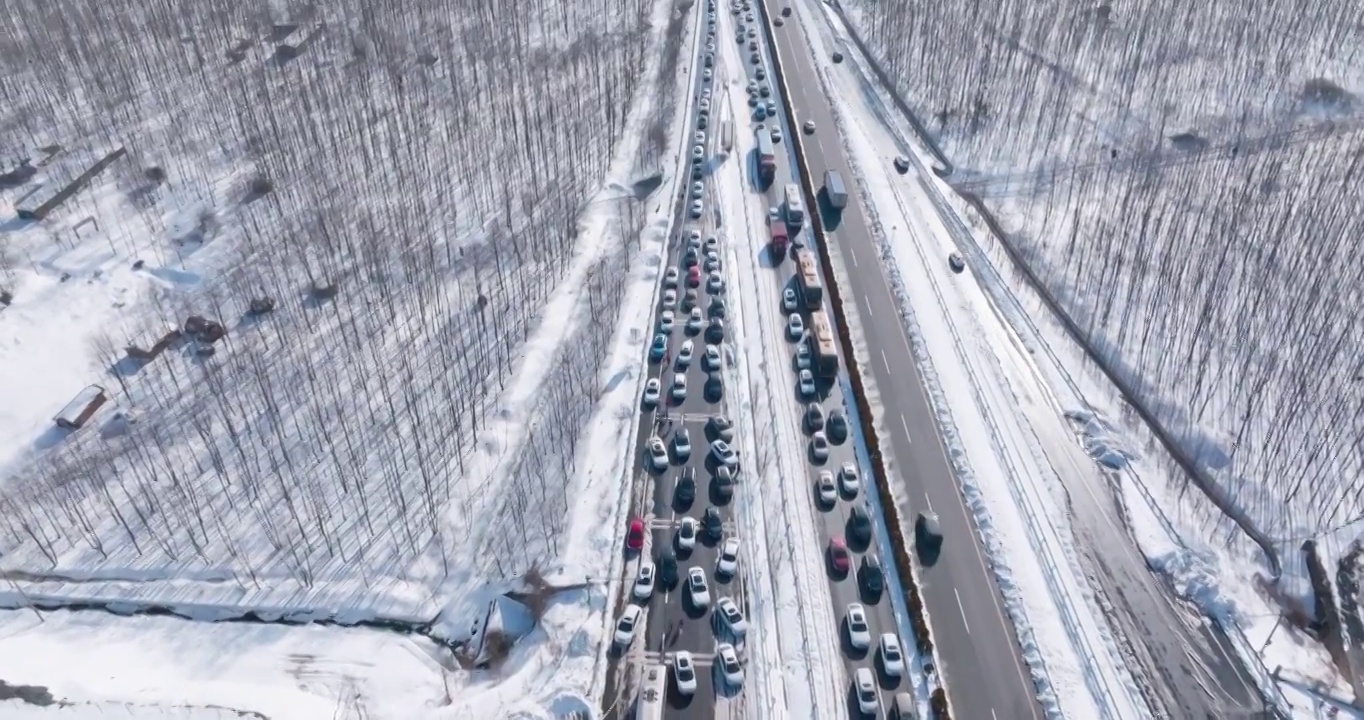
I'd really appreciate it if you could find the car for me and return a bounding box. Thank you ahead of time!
[769,205,782,223]
[691,180,704,199]
[704,372,724,401]
[810,431,830,461]
[704,343,723,371]
[642,377,661,406]
[709,296,727,318]
[691,162,704,179]
[816,471,838,507]
[626,517,646,550]
[710,438,738,467]
[688,228,703,245]
[692,144,705,162]
[713,465,735,502]
[787,312,804,339]
[746,12,755,22]
[683,288,699,310]
[706,317,726,343]
[805,403,826,432]
[705,234,720,253]
[827,409,849,443]
[614,605,642,647]
[747,80,758,95]
[755,67,766,81]
[650,333,668,361]
[659,309,675,334]
[687,307,705,333]
[750,52,761,64]
[748,39,758,51]
[633,561,656,600]
[662,288,677,308]
[648,436,670,470]
[699,97,711,111]
[798,369,816,397]
[771,127,783,143]
[674,426,693,459]
[716,597,748,637]
[657,551,679,587]
[707,271,725,294]
[879,633,906,677]
[747,95,759,108]
[674,651,699,695]
[717,643,743,686]
[803,119,816,134]
[839,461,860,496]
[688,265,702,287]
[704,52,714,67]
[781,5,792,16]
[758,82,770,97]
[854,668,879,715]
[690,199,704,218]
[716,537,740,577]
[754,104,767,121]
[774,16,783,26]
[747,27,757,38]
[705,253,721,273]
[687,567,711,607]
[676,339,694,368]
[893,155,910,174]
[917,510,943,551]
[664,267,680,288]
[694,130,706,145]
[765,100,777,116]
[828,535,851,575]
[848,505,873,546]
[708,415,736,442]
[846,603,872,649]
[676,517,698,552]
[859,553,885,598]
[832,51,844,63]
[703,506,723,539]
[671,372,688,401]
[949,251,966,273]
[675,467,697,505]
[794,339,812,369]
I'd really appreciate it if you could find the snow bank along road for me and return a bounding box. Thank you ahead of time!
[763,4,1040,720]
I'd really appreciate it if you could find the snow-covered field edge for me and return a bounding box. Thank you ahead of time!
[807,0,1301,715]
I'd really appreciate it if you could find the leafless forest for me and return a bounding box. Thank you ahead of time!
[843,0,1364,539]
[0,0,686,608]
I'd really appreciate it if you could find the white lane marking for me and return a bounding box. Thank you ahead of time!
[863,298,873,318]
[923,493,934,514]
[899,414,911,444]
[849,246,859,267]
[880,348,891,374]
[955,588,971,635]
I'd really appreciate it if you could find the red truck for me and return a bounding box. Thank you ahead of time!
[756,131,776,185]
[769,219,788,257]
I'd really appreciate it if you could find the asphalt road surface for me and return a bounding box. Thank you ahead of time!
[765,3,1269,719]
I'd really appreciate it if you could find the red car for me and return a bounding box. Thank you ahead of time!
[687,266,702,287]
[626,517,646,550]
[828,536,850,575]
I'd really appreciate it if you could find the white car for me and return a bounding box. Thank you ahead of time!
[771,127,783,143]
[664,267,680,288]
[782,287,799,311]
[710,439,739,467]
[633,561,656,600]
[676,339,695,368]
[688,228,702,246]
[794,339,812,369]
[769,206,781,222]
[687,567,711,607]
[642,378,661,406]
[690,199,704,218]
[707,271,725,294]
[692,144,705,161]
[803,119,817,134]
[787,312,804,339]
[694,130,706,145]
[648,436,670,470]
[853,667,878,715]
[691,180,704,199]
[699,98,711,112]
[716,643,743,687]
[705,252,721,273]
[845,603,871,649]
[659,310,675,334]
[677,517,698,551]
[716,537,740,577]
[671,372,688,401]
[702,67,712,81]
[716,596,748,637]
[673,651,699,695]
[816,471,837,506]
[687,307,705,333]
[704,234,719,253]
[704,343,723,370]
[798,369,816,397]
[879,633,906,678]
[840,461,861,496]
[614,605,642,647]
[810,431,830,462]
[663,288,677,308]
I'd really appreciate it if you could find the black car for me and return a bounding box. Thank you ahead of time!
[781,6,792,16]
[827,409,848,444]
[713,466,735,503]
[709,296,727,318]
[675,468,697,507]
[859,554,885,599]
[705,372,724,401]
[704,506,724,540]
[658,551,679,588]
[831,51,843,63]
[805,403,826,433]
[706,317,726,343]
[848,505,872,547]
[893,156,910,174]
[948,252,966,274]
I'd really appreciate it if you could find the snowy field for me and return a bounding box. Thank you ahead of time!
[834,0,1364,572]
[0,0,703,715]
[802,0,1361,714]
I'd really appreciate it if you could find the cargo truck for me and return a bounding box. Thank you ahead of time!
[769,219,789,257]
[823,169,848,210]
[755,132,776,185]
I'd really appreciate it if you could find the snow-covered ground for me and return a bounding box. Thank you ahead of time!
[792,0,1352,715]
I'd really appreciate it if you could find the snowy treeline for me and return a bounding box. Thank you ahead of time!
[842,0,1364,540]
[0,0,677,604]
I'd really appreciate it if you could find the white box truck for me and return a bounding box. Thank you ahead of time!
[824,170,848,210]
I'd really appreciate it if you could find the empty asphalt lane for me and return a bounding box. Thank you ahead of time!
[764,9,1045,720]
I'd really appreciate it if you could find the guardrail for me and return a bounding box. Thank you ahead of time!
[755,1,952,717]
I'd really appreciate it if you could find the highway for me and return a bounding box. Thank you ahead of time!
[766,2,1272,719]
[760,3,1045,719]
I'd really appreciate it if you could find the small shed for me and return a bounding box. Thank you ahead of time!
[55,385,108,429]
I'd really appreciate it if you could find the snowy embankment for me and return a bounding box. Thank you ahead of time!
[790,1,1152,718]
[710,16,844,718]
